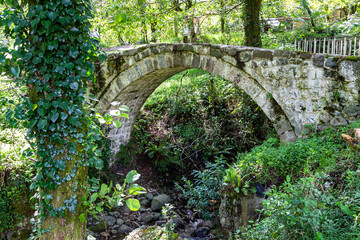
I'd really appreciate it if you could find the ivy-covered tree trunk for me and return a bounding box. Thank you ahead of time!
[1,0,101,239]
[243,0,262,47]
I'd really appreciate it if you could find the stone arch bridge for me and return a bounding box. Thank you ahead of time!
[92,43,360,153]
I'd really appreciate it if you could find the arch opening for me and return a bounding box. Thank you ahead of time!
[114,69,276,177]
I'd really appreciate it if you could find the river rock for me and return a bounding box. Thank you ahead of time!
[151,194,171,211]
[171,216,185,229]
[193,227,210,238]
[118,224,134,234]
[141,212,153,224]
[116,218,124,226]
[146,193,154,200]
[151,212,162,221]
[104,215,116,227]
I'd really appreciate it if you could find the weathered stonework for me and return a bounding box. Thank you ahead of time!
[92,44,360,154]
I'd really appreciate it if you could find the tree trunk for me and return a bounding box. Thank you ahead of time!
[151,21,157,42]
[174,18,178,38]
[40,164,88,240]
[26,1,90,239]
[221,17,225,34]
[243,0,262,47]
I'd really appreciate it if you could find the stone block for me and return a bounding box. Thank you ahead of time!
[239,52,252,62]
[325,57,337,68]
[274,50,290,57]
[253,50,273,59]
[300,52,312,59]
[210,47,223,58]
[330,116,348,126]
[313,54,325,67]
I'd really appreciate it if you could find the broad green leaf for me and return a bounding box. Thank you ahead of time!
[126,170,140,184]
[70,82,79,90]
[113,120,122,128]
[125,198,140,211]
[119,113,129,119]
[99,184,108,198]
[129,184,146,195]
[90,193,98,202]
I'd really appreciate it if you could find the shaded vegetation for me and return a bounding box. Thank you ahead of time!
[116,69,274,180]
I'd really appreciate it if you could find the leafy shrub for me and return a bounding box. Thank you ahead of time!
[175,156,227,220]
[237,172,360,240]
[224,119,360,194]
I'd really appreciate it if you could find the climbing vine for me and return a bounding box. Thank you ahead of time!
[0,0,120,238]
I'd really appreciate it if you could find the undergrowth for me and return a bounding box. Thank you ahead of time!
[116,69,274,179]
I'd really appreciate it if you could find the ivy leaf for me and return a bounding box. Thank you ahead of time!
[44,73,51,81]
[94,159,103,170]
[125,198,140,211]
[69,49,79,58]
[37,119,47,130]
[11,66,20,77]
[61,112,68,120]
[62,0,72,6]
[119,105,130,112]
[47,12,58,22]
[70,82,79,90]
[51,112,59,123]
[24,52,32,60]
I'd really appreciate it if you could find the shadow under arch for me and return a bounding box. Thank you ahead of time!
[95,50,296,153]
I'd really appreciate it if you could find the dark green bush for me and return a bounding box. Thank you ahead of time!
[237,172,360,240]
[175,156,227,220]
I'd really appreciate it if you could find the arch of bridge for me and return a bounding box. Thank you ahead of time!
[93,43,360,153]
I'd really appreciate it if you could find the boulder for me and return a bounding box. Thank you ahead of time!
[151,194,171,211]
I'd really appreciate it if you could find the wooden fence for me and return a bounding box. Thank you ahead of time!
[295,36,360,56]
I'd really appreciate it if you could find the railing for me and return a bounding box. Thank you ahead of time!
[295,36,360,56]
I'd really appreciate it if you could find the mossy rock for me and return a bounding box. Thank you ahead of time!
[88,221,106,232]
[125,226,182,240]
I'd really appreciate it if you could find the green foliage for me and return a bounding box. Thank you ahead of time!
[237,172,360,239]
[0,0,134,237]
[0,190,21,233]
[82,170,146,222]
[118,69,273,178]
[224,119,360,195]
[175,156,227,220]
[161,204,180,240]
